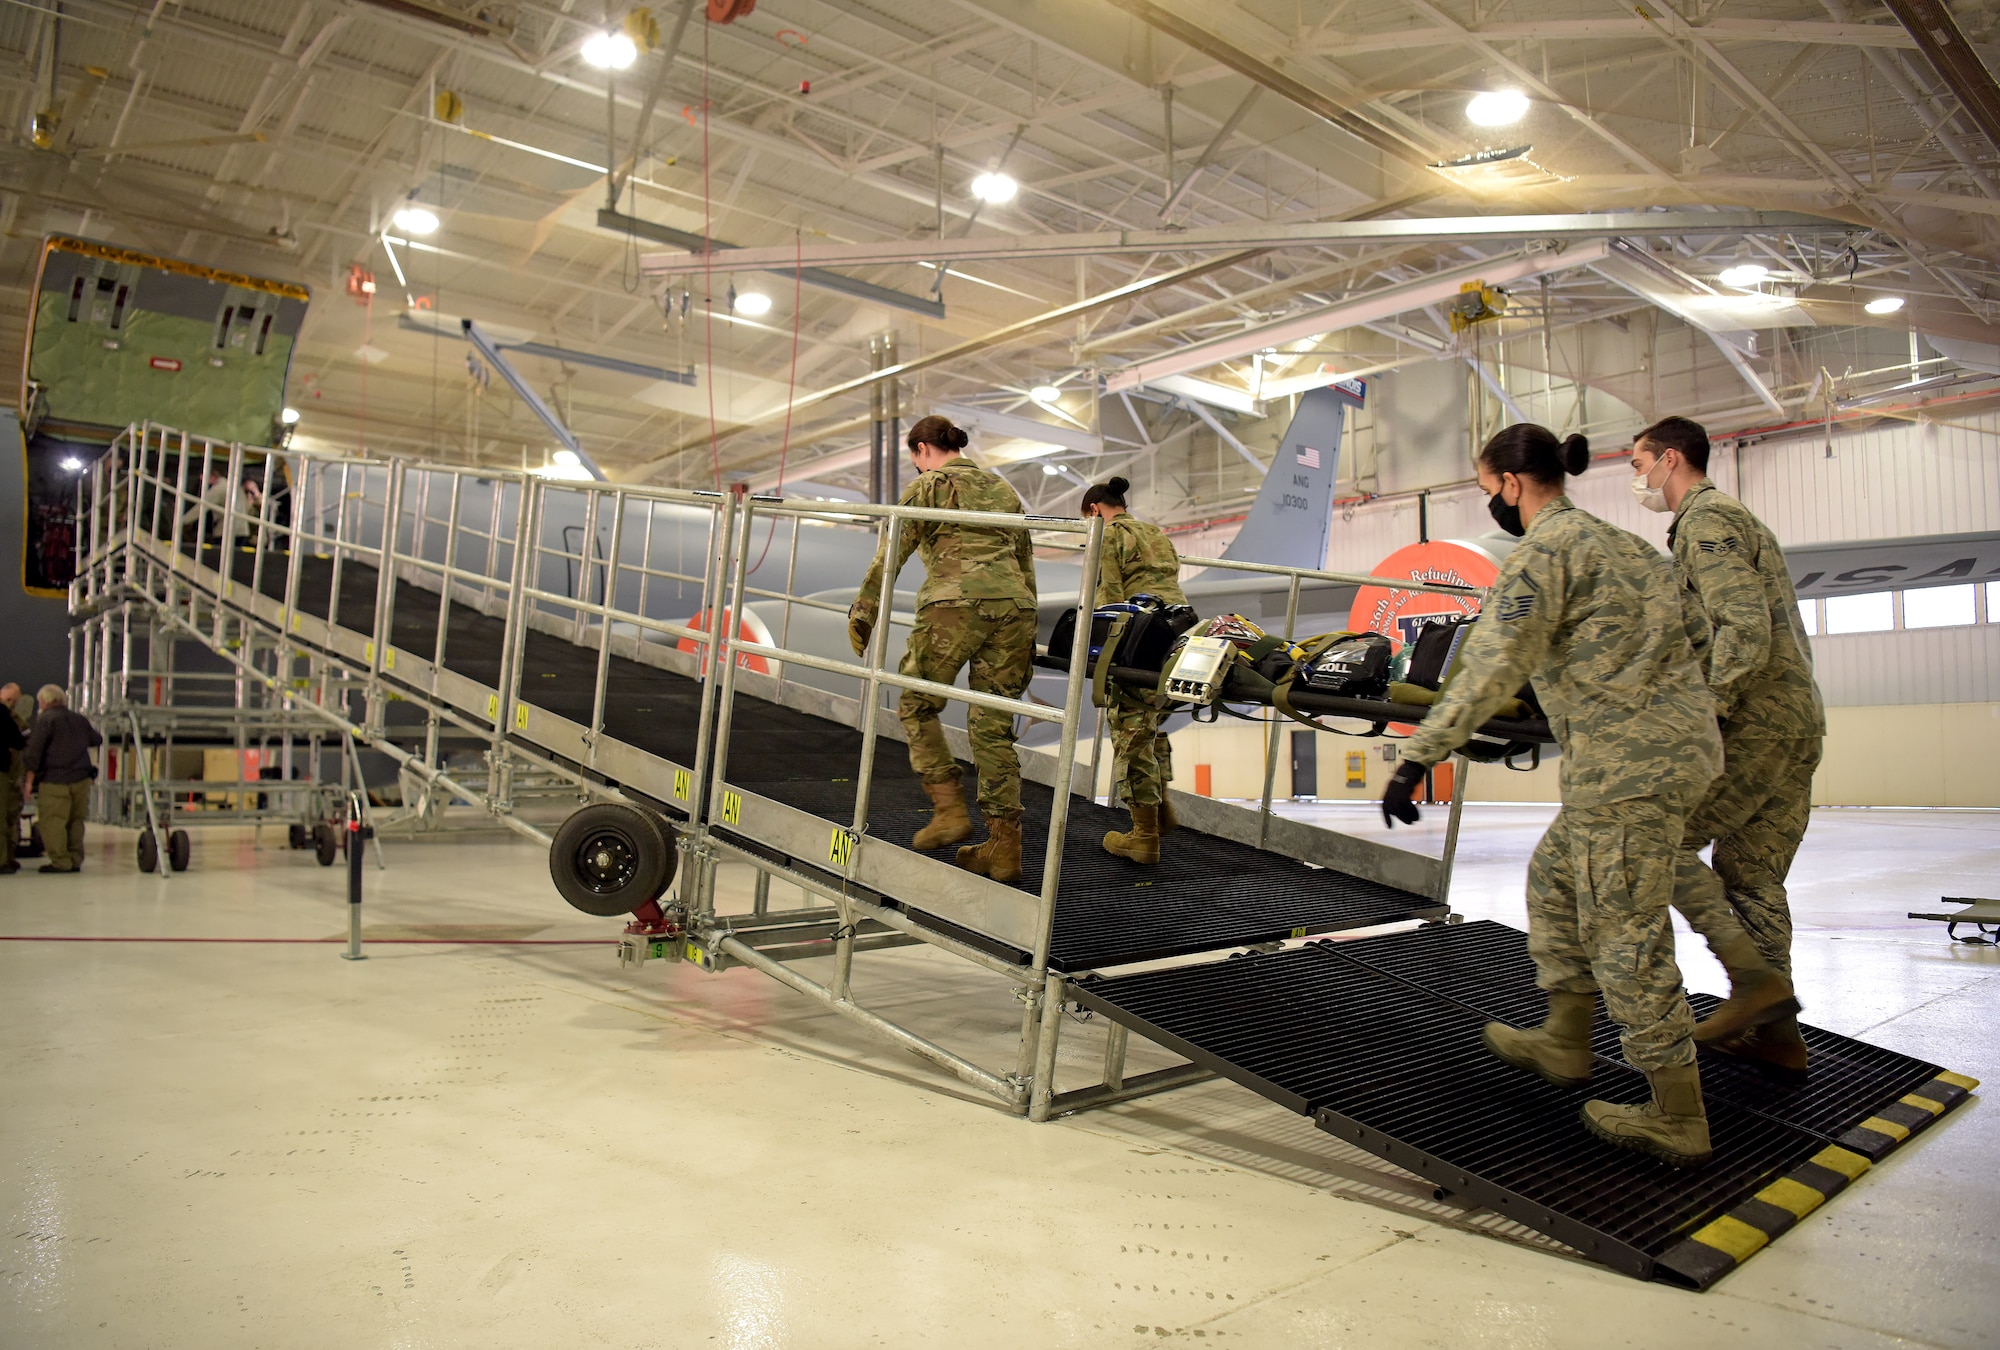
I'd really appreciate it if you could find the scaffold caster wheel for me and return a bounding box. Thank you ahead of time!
[313,823,339,867]
[137,832,159,873]
[288,824,311,850]
[168,829,190,872]
[550,803,678,918]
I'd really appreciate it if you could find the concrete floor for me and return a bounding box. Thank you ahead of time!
[1,804,1994,1349]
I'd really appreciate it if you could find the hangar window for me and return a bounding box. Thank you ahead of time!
[1823,591,1894,634]
[1903,584,1977,629]
[1796,599,1819,636]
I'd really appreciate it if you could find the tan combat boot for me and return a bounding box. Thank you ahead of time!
[1582,1061,1712,1167]
[911,779,972,850]
[1157,792,1179,835]
[1482,991,1596,1088]
[1103,803,1162,864]
[1694,933,1800,1044]
[1710,1014,1809,1084]
[956,816,1023,883]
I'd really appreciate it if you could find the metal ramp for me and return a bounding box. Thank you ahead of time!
[1071,920,1977,1288]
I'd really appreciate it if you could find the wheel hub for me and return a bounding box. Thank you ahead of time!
[577,831,638,894]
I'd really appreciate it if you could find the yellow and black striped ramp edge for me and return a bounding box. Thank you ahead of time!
[1657,1072,1979,1289]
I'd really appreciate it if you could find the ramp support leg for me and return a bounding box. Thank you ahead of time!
[1103,1020,1129,1092]
[1028,972,1067,1123]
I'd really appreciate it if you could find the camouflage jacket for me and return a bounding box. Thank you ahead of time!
[1096,513,1188,608]
[1668,480,1825,739]
[1407,497,1722,807]
[852,458,1036,622]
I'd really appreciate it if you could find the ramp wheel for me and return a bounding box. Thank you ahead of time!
[138,831,159,873]
[313,823,339,867]
[168,829,191,872]
[550,803,678,918]
[288,824,311,850]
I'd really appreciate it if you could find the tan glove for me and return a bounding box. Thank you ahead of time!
[847,609,874,658]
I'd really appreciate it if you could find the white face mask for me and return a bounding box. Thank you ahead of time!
[1630,458,1672,513]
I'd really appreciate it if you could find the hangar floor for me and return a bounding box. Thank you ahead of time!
[1,805,1993,1348]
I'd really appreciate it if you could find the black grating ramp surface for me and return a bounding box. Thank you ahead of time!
[210,550,1438,968]
[1073,920,1974,1286]
[1071,940,1824,1282]
[1335,920,1949,1144]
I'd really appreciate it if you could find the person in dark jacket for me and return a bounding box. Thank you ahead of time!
[0,683,25,874]
[22,685,101,874]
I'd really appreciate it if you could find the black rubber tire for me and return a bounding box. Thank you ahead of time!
[137,831,159,874]
[23,823,44,858]
[313,822,339,867]
[549,803,678,917]
[288,824,311,850]
[168,829,191,873]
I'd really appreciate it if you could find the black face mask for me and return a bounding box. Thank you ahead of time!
[1487,489,1525,537]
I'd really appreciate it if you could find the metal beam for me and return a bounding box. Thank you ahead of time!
[600,209,947,319]
[1705,332,1787,417]
[461,320,607,481]
[1880,0,2000,157]
[1179,398,1267,472]
[1160,84,1263,219]
[399,314,694,383]
[1467,358,1531,423]
[634,211,1835,276]
[1103,241,1611,394]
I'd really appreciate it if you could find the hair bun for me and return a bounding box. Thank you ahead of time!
[950,426,969,450]
[1561,433,1591,476]
[1107,476,1130,496]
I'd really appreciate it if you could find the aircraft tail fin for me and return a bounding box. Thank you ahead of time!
[1212,381,1365,573]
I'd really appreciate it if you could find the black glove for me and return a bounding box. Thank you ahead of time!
[1381,759,1428,828]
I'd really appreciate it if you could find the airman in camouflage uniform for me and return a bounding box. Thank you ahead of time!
[1649,453,1825,1076]
[850,429,1037,881]
[1089,498,1188,863]
[1395,451,1722,1165]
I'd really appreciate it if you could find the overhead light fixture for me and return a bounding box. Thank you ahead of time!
[391,205,438,236]
[552,449,581,468]
[280,407,301,425]
[1029,384,1062,404]
[1465,90,1530,127]
[969,171,1018,205]
[732,290,773,317]
[1041,463,1065,476]
[1717,263,1769,289]
[1865,295,1907,315]
[59,456,84,472]
[582,30,638,70]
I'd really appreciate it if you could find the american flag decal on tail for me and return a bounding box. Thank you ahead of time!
[1296,446,1321,468]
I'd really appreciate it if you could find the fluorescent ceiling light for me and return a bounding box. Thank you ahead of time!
[552,448,582,468]
[1864,295,1907,315]
[391,206,438,236]
[969,171,1018,204]
[1465,90,1529,127]
[732,290,773,317]
[582,31,637,70]
[280,407,301,425]
[1041,463,1065,476]
[1029,384,1062,404]
[60,456,83,472]
[1717,263,1769,288]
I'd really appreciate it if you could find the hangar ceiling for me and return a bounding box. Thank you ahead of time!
[5,0,2000,525]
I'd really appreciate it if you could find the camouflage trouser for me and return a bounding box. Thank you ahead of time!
[1525,794,1697,1072]
[1,774,20,868]
[1673,733,1821,978]
[899,599,1035,820]
[1108,692,1172,806]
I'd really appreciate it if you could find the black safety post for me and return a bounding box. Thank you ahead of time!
[341,790,373,961]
